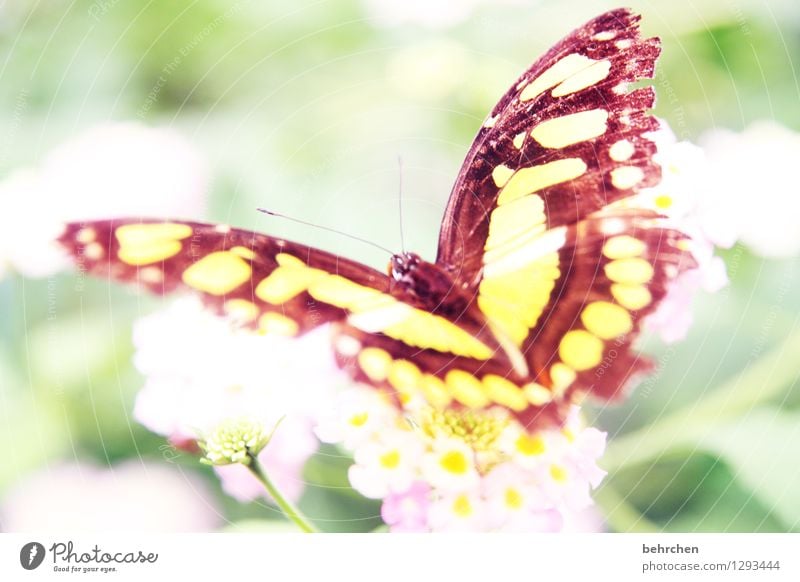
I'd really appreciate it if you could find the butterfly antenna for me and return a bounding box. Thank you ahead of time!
[257,208,394,256]
[398,156,406,254]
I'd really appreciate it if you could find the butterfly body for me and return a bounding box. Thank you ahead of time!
[59,9,696,428]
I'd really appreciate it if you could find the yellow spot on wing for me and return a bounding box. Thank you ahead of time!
[551,59,611,97]
[497,159,587,205]
[603,235,646,259]
[482,226,565,279]
[559,330,603,371]
[479,215,564,348]
[358,347,393,382]
[258,312,299,336]
[420,374,452,409]
[388,360,422,392]
[230,246,256,260]
[605,258,654,284]
[512,132,526,150]
[138,266,163,283]
[446,370,490,408]
[115,223,193,266]
[609,139,635,162]
[76,227,96,244]
[479,255,560,346]
[610,166,645,189]
[482,374,528,412]
[381,310,493,360]
[530,109,609,149]
[550,363,576,395]
[492,164,514,188]
[115,223,193,245]
[611,283,652,310]
[581,301,633,340]
[256,264,324,304]
[593,30,616,41]
[309,275,389,311]
[275,253,304,267]
[484,195,546,254]
[519,53,596,102]
[84,243,103,260]
[182,251,252,295]
[523,382,552,405]
[224,298,260,323]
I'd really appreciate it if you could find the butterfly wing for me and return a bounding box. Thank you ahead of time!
[437,8,661,281]
[427,9,696,420]
[335,210,694,428]
[59,219,506,361]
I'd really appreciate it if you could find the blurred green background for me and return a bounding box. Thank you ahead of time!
[1,0,799,532]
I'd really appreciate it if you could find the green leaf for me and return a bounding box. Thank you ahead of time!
[603,326,800,471]
[699,407,800,529]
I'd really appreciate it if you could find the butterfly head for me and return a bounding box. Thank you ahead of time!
[388,252,422,281]
[389,252,463,310]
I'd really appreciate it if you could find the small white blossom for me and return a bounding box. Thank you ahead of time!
[0,122,207,279]
[199,419,273,466]
[700,120,800,258]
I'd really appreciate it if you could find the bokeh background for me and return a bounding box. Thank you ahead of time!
[1,0,799,532]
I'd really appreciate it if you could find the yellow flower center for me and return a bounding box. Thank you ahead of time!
[515,434,546,456]
[452,494,473,517]
[440,450,469,474]
[505,487,523,509]
[422,409,507,451]
[379,450,401,469]
[348,412,368,427]
[654,194,673,209]
[550,464,568,483]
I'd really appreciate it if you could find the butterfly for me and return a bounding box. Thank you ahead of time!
[59,9,694,429]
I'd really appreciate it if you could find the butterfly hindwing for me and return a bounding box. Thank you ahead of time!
[334,211,695,428]
[521,210,695,408]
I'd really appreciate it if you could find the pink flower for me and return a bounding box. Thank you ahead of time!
[381,482,431,532]
[324,385,608,532]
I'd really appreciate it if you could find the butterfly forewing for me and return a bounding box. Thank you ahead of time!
[437,8,661,279]
[60,219,388,336]
[60,219,506,363]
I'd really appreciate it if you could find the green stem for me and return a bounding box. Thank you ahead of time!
[246,452,319,533]
[603,326,800,471]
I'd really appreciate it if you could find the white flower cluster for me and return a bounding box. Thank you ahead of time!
[132,297,347,503]
[316,387,606,532]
